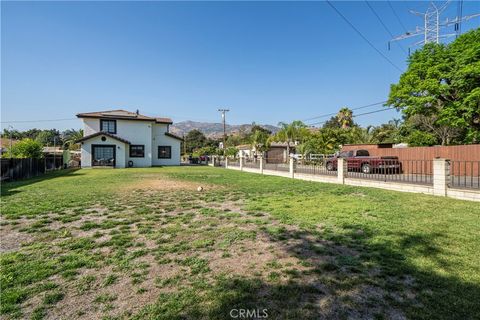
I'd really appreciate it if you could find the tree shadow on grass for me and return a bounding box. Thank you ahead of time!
[0,168,83,198]
[258,224,480,320]
[137,223,480,320]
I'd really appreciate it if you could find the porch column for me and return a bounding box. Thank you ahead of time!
[337,158,346,184]
[433,158,450,196]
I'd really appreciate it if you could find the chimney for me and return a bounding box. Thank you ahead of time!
[136,109,139,116]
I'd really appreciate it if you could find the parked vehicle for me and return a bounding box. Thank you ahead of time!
[325,149,401,174]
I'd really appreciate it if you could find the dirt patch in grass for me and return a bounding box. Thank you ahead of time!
[123,178,218,193]
[0,226,33,252]
[3,182,415,320]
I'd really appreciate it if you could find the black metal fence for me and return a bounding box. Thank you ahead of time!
[345,159,433,185]
[295,162,337,176]
[450,161,480,189]
[1,158,47,182]
[228,158,240,167]
[243,158,261,169]
[264,158,289,172]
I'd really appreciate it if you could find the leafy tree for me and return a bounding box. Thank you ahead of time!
[322,116,342,129]
[4,138,43,158]
[387,28,480,144]
[369,119,403,143]
[184,129,207,153]
[35,129,61,146]
[299,132,336,157]
[225,147,238,157]
[406,130,438,146]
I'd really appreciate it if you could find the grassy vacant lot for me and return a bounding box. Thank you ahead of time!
[1,167,479,320]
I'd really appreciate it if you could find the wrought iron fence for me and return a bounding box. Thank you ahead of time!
[264,157,289,172]
[243,158,261,169]
[294,162,336,176]
[218,156,225,167]
[450,161,480,189]
[228,158,240,167]
[346,159,433,186]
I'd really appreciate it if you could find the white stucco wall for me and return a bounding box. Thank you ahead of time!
[117,120,153,168]
[81,118,180,167]
[83,118,100,136]
[152,124,181,166]
[80,135,127,168]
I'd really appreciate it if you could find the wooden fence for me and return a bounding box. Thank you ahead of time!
[1,158,47,181]
[342,144,480,175]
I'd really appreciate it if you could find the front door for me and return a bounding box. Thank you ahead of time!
[92,145,116,167]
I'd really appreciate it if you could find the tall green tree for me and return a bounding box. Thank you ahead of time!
[35,129,61,146]
[184,129,207,153]
[4,139,43,159]
[387,28,480,145]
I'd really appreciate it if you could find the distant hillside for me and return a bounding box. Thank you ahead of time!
[170,121,279,139]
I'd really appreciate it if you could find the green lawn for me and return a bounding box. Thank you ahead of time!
[1,167,479,319]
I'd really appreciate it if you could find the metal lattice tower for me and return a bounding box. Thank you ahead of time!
[391,1,479,48]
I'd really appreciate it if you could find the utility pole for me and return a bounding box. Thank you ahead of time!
[7,125,13,158]
[218,109,229,154]
[53,136,57,170]
[390,1,479,49]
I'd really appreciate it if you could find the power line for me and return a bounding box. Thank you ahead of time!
[1,118,78,124]
[365,1,408,54]
[308,106,397,127]
[326,0,403,72]
[303,100,387,122]
[387,0,409,33]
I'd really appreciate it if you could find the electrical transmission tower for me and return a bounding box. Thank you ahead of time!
[390,1,479,48]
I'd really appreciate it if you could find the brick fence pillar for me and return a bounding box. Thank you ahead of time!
[240,156,244,171]
[289,156,295,178]
[337,158,346,184]
[433,158,450,196]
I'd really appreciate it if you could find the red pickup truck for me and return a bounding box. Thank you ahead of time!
[325,149,401,174]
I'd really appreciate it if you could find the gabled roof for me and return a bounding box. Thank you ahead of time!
[76,109,173,124]
[75,131,131,145]
[165,132,183,141]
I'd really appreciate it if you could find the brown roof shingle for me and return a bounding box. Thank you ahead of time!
[75,131,131,144]
[76,109,172,124]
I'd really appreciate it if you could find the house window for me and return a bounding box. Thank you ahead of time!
[158,146,171,159]
[130,145,145,158]
[100,119,116,134]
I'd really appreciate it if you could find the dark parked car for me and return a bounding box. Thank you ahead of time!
[325,149,401,174]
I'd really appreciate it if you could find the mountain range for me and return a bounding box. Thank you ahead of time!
[170,121,279,139]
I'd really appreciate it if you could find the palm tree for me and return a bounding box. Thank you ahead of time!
[275,121,307,156]
[62,129,84,150]
[337,107,354,129]
[250,129,270,160]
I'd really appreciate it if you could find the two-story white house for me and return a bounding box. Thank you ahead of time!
[76,109,182,168]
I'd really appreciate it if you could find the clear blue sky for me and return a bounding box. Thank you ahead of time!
[1,1,479,131]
